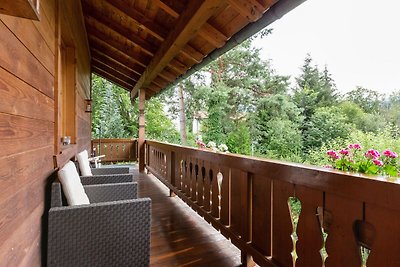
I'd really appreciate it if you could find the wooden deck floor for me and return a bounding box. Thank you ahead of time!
[130,167,242,267]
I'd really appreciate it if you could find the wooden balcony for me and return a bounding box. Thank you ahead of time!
[133,166,242,266]
[97,139,400,266]
[92,139,138,163]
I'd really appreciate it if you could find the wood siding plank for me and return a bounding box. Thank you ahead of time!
[1,15,55,75]
[0,113,54,157]
[0,21,54,99]
[0,67,54,121]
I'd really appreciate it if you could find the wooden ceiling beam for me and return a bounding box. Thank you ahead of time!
[92,60,136,85]
[154,0,228,48]
[227,0,265,22]
[86,15,188,77]
[92,66,132,91]
[86,26,150,67]
[157,69,176,82]
[91,53,140,81]
[83,2,157,57]
[105,0,165,40]
[90,48,144,77]
[131,0,227,98]
[91,42,176,85]
[105,0,204,63]
[152,77,169,89]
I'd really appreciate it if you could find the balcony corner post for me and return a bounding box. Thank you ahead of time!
[138,88,146,173]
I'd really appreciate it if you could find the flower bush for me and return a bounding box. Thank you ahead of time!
[218,144,229,152]
[326,143,399,176]
[195,139,229,153]
[207,141,217,150]
[196,139,206,149]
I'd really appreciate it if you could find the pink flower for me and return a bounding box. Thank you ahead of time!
[326,150,340,159]
[348,143,361,150]
[323,164,333,169]
[373,159,384,167]
[365,149,380,159]
[339,149,349,155]
[353,143,361,150]
[196,140,206,149]
[383,149,398,158]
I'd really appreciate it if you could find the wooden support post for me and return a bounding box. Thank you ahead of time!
[138,88,146,172]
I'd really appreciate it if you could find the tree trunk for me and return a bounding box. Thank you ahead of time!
[178,85,187,145]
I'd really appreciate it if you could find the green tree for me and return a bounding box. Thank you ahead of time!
[92,75,179,143]
[92,75,128,138]
[252,94,303,160]
[145,98,180,143]
[202,83,233,144]
[303,106,354,150]
[345,86,383,113]
[338,101,386,133]
[226,121,251,155]
[293,55,338,120]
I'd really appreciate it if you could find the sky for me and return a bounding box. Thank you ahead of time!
[253,0,400,95]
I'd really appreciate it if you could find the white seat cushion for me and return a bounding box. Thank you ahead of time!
[77,150,92,176]
[58,161,90,206]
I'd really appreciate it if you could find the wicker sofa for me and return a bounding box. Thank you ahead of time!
[48,181,151,267]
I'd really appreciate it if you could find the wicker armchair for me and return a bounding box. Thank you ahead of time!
[91,166,130,175]
[73,160,133,185]
[79,173,133,185]
[48,182,151,267]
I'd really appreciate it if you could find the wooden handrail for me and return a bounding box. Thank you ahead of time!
[91,138,137,163]
[145,139,400,266]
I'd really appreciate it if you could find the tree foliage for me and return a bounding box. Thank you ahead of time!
[91,36,400,170]
[92,75,179,144]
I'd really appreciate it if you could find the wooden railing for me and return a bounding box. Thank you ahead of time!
[91,138,137,163]
[145,140,400,267]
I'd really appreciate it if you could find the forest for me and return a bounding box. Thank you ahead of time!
[92,34,400,168]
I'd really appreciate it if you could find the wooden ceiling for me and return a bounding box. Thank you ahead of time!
[81,0,279,99]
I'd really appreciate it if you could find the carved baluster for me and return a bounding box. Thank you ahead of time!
[192,163,199,201]
[203,161,211,212]
[217,171,223,218]
[210,167,219,218]
[197,164,205,206]
[189,159,194,198]
[353,203,375,267]
[288,196,302,266]
[316,206,332,267]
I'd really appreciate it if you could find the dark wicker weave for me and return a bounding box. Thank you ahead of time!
[80,174,133,185]
[91,166,130,175]
[48,182,151,267]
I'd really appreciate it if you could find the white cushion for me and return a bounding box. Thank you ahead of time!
[77,150,92,176]
[58,161,90,206]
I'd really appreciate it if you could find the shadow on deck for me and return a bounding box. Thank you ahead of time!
[126,165,242,266]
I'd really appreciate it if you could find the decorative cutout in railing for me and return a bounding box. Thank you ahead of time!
[144,140,400,267]
[217,171,223,218]
[316,206,332,266]
[91,139,137,162]
[354,219,376,267]
[208,169,213,212]
[288,196,302,266]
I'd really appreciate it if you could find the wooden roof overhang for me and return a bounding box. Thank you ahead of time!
[81,0,299,100]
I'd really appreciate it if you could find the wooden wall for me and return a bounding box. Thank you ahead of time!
[0,0,91,266]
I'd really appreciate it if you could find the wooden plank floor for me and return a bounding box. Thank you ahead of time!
[130,167,242,267]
